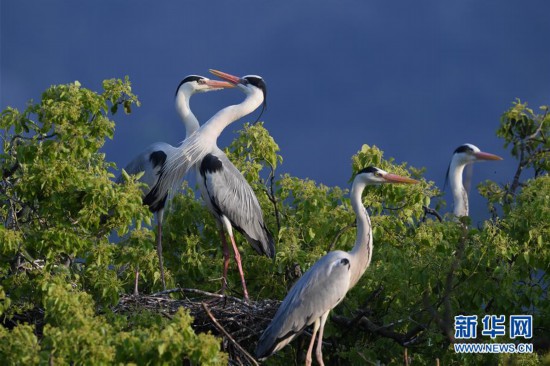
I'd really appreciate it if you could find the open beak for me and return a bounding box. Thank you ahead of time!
[382,173,419,184]
[203,79,235,89]
[474,151,503,161]
[209,69,242,85]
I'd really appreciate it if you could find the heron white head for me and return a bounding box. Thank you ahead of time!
[355,166,419,185]
[450,143,503,166]
[209,70,266,95]
[173,75,234,138]
[446,143,503,188]
[209,69,267,123]
[175,75,234,96]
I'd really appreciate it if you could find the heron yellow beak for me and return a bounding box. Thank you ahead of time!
[474,151,503,161]
[209,69,242,84]
[382,173,419,184]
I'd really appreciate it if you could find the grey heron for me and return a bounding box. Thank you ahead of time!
[157,69,274,300]
[446,143,502,217]
[119,75,233,292]
[255,166,418,365]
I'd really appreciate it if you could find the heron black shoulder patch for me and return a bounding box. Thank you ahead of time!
[200,154,223,176]
[149,150,167,169]
[143,190,167,213]
[339,258,350,270]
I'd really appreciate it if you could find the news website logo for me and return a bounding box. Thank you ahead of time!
[453,315,533,354]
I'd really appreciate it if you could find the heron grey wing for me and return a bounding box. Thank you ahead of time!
[117,142,172,191]
[203,152,275,257]
[256,251,352,358]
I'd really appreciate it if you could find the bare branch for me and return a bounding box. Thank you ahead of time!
[422,205,442,222]
[332,314,426,347]
[150,287,253,308]
[507,115,548,198]
[2,161,20,179]
[10,132,57,145]
[524,117,546,141]
[202,302,260,366]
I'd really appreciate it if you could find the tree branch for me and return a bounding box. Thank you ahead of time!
[202,302,260,366]
[150,287,253,308]
[508,115,547,198]
[332,314,426,347]
[422,205,442,222]
[2,161,20,179]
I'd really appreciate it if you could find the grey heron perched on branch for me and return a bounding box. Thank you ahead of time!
[157,69,275,300]
[446,143,502,217]
[255,167,418,365]
[118,75,234,293]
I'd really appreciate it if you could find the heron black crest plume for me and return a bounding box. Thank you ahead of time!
[252,99,267,124]
[244,75,267,124]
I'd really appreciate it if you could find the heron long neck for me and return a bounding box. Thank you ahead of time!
[200,90,263,142]
[449,159,469,217]
[175,89,200,138]
[349,180,373,288]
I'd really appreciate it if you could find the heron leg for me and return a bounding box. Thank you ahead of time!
[156,210,166,290]
[315,312,330,366]
[228,233,249,301]
[156,223,166,290]
[134,264,140,296]
[305,318,320,366]
[219,229,230,294]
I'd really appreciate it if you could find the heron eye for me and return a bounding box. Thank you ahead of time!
[375,172,382,177]
[198,79,206,85]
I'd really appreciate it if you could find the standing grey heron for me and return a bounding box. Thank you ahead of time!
[119,75,233,292]
[446,143,502,217]
[157,69,275,300]
[255,167,418,365]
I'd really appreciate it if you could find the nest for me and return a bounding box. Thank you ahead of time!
[114,288,281,365]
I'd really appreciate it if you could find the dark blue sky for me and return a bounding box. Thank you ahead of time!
[2,1,549,221]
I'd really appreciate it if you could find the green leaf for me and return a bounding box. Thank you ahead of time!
[423,196,431,207]
[123,100,132,114]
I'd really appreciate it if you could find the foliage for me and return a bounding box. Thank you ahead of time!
[481,100,550,217]
[497,100,549,177]
[0,79,226,364]
[0,275,225,365]
[1,81,548,364]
